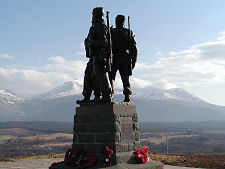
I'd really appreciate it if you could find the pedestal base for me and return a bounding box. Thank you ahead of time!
[49,160,163,169]
[72,102,141,165]
[49,102,164,169]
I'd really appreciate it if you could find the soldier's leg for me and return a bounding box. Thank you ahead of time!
[121,74,132,102]
[119,63,132,102]
[100,72,112,102]
[76,63,93,104]
[93,56,111,102]
[82,62,94,98]
[82,73,93,98]
[109,66,117,96]
[91,71,101,101]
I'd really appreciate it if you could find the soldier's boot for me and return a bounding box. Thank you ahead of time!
[101,96,112,103]
[124,95,130,102]
[76,97,91,104]
[110,92,114,102]
[93,95,101,102]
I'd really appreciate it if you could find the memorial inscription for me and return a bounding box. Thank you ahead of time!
[120,117,134,142]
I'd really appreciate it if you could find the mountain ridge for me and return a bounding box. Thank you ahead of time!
[0,81,225,122]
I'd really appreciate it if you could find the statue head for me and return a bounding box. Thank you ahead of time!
[115,15,125,28]
[92,7,104,24]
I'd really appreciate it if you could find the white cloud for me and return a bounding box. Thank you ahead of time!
[76,52,86,56]
[80,42,85,50]
[217,31,225,41]
[153,51,163,57]
[0,68,73,96]
[0,53,14,59]
[151,79,177,90]
[130,77,151,88]
[46,56,86,78]
[135,62,152,70]
[113,76,152,92]
[135,33,225,88]
[0,56,86,96]
[48,56,66,63]
[75,42,86,56]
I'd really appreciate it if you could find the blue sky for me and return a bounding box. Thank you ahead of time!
[0,0,225,106]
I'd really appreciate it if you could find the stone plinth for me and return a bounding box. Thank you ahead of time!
[73,102,141,166]
[49,102,164,169]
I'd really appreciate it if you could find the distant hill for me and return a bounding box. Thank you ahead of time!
[0,121,73,133]
[1,121,225,133]
[0,81,225,122]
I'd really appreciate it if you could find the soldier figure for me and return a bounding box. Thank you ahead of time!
[88,7,112,102]
[110,15,138,102]
[76,36,101,104]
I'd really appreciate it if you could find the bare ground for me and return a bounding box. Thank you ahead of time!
[1,153,225,169]
[149,153,225,169]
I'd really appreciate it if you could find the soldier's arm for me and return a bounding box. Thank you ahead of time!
[85,27,94,58]
[130,31,138,68]
[84,38,90,58]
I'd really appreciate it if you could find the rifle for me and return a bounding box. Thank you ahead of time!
[128,16,133,70]
[106,11,113,72]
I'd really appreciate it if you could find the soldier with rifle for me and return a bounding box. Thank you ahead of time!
[110,15,138,102]
[76,17,101,104]
[85,7,112,102]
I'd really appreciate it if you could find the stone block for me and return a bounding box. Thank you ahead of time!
[93,112,115,123]
[76,104,113,114]
[78,133,95,143]
[113,103,136,114]
[115,144,129,153]
[75,114,93,123]
[95,133,120,143]
[73,134,78,143]
[133,141,141,150]
[134,131,140,141]
[107,123,118,133]
[132,122,139,131]
[74,123,108,133]
[85,143,115,153]
[71,143,86,152]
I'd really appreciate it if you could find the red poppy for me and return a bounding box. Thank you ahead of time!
[104,146,114,166]
[136,146,149,163]
[64,148,78,166]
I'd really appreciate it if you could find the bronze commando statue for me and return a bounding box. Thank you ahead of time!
[77,8,137,104]
[110,15,137,102]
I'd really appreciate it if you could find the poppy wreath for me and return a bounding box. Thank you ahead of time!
[81,153,97,168]
[52,148,97,168]
[64,148,78,166]
[51,161,64,166]
[76,151,86,166]
[136,146,149,164]
[104,146,114,167]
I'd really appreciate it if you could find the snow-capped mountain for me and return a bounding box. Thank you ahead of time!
[37,80,82,99]
[131,86,203,104]
[0,81,225,122]
[166,88,202,103]
[132,86,168,100]
[0,89,25,105]
[35,81,204,103]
